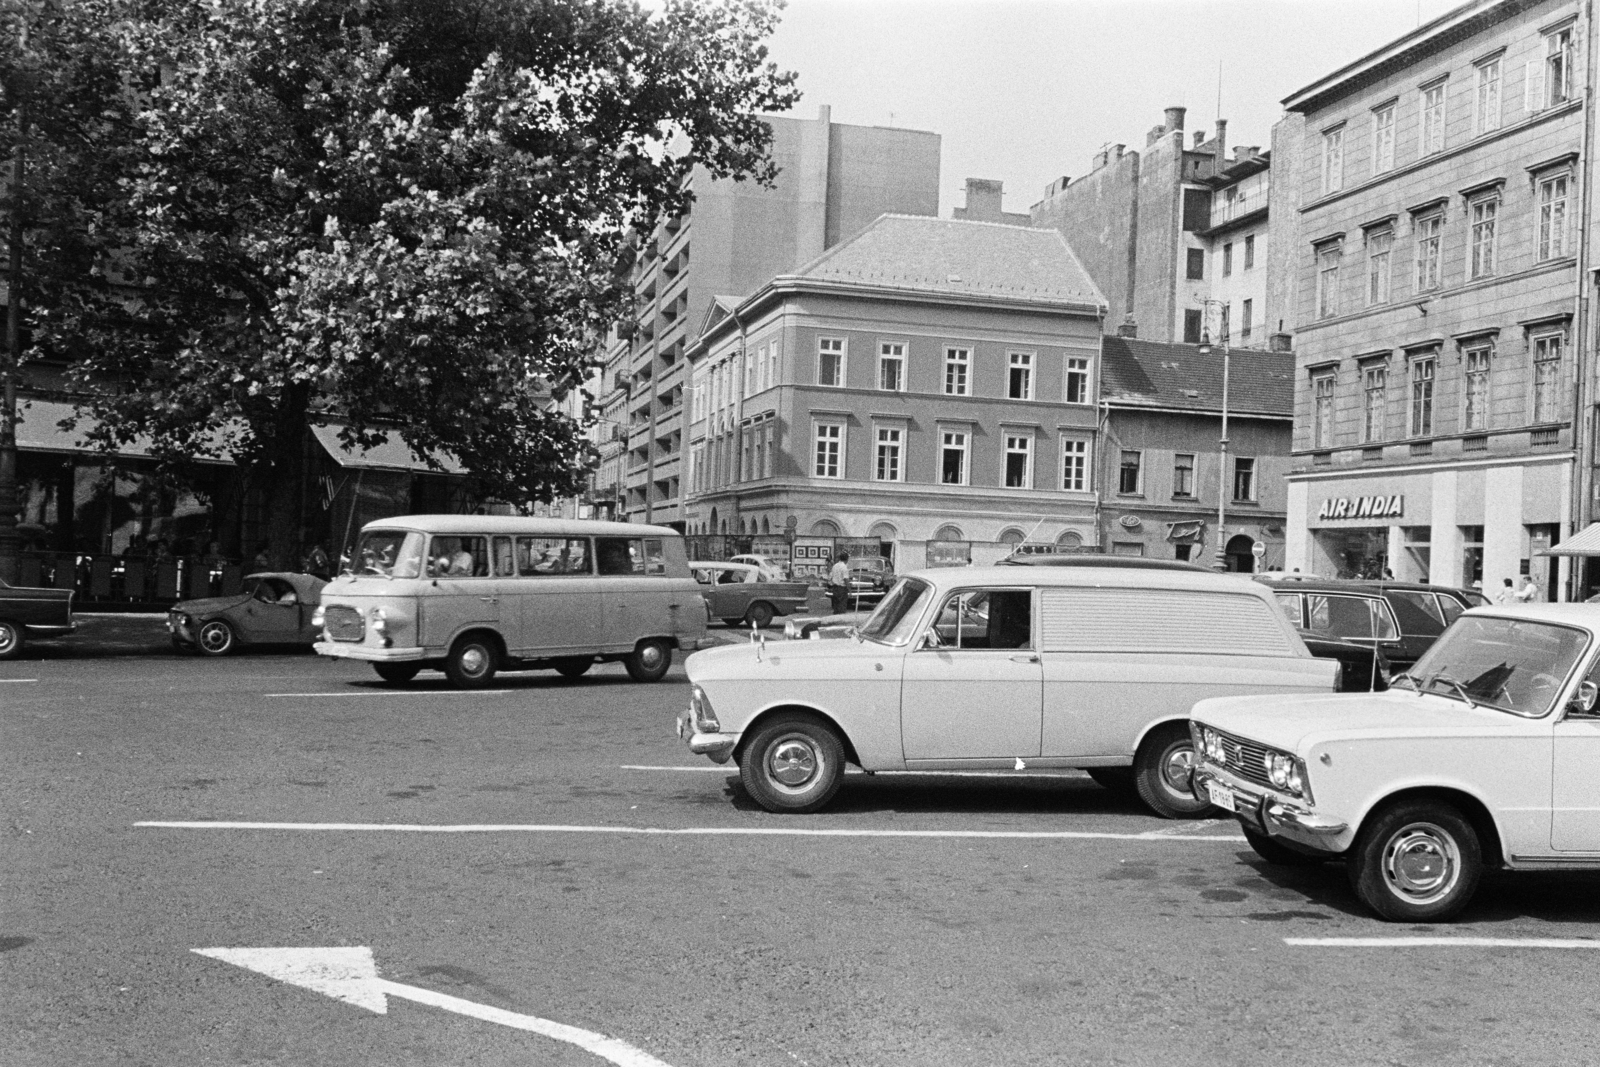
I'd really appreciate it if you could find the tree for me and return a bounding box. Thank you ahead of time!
[12,0,797,567]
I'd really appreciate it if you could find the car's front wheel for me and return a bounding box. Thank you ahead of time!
[624,638,672,682]
[0,619,22,660]
[444,633,499,689]
[739,713,846,813]
[1349,800,1482,922]
[197,620,237,657]
[744,601,775,629]
[373,662,422,685]
[1132,722,1213,819]
[1243,827,1326,867]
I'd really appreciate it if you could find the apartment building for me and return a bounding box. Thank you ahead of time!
[1277,0,1586,598]
[606,106,942,529]
[682,215,1107,564]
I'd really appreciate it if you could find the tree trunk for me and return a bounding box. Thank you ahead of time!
[254,390,308,571]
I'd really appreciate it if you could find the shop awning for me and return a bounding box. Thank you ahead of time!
[16,398,234,464]
[312,423,465,475]
[1542,523,1600,556]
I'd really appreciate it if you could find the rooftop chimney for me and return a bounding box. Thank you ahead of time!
[1164,106,1187,132]
[1214,118,1227,162]
[1193,130,1206,148]
[955,178,1007,223]
[1117,314,1138,338]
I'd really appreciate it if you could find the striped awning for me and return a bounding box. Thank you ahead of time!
[1543,523,1600,556]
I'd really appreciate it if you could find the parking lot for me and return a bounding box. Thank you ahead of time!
[6,650,1600,1066]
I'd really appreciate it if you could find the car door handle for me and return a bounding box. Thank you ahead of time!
[1010,654,1039,664]
[478,596,497,604]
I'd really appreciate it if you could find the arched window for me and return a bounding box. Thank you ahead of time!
[868,521,898,543]
[809,518,843,537]
[933,524,965,542]
[998,528,1025,545]
[761,517,770,534]
[1056,530,1084,548]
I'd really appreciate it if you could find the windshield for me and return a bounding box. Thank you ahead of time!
[858,577,933,644]
[350,530,426,579]
[1397,615,1590,717]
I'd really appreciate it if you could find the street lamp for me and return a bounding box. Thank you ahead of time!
[1195,311,1231,573]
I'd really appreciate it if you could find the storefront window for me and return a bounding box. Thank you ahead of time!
[1316,526,1389,580]
[1461,525,1485,590]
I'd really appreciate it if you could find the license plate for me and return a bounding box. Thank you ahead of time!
[1205,780,1235,812]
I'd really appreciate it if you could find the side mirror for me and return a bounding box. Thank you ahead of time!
[1573,681,1599,715]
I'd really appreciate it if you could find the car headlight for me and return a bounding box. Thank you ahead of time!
[1203,727,1225,763]
[311,605,325,626]
[368,606,387,633]
[690,685,720,732]
[1263,751,1308,798]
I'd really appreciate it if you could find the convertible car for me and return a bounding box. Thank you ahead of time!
[168,572,327,655]
[0,578,76,660]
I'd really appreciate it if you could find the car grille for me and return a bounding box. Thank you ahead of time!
[1212,728,1275,791]
[325,605,365,642]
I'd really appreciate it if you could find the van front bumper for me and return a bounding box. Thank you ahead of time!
[1192,766,1349,854]
[315,641,427,663]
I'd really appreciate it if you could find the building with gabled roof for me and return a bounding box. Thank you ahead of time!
[1097,335,1294,568]
[682,213,1107,567]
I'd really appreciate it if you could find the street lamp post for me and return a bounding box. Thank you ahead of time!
[1195,310,1231,572]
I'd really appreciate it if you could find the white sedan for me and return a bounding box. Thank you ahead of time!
[1192,603,1600,922]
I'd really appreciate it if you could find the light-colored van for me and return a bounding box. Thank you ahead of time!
[678,565,1338,817]
[314,516,711,688]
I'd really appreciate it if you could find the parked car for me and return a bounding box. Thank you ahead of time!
[1260,575,1479,670]
[847,555,896,601]
[1192,603,1600,922]
[690,561,810,628]
[0,577,76,660]
[167,572,326,656]
[728,554,790,581]
[315,516,712,687]
[679,566,1337,818]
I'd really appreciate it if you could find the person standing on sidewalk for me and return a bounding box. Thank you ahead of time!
[829,551,851,614]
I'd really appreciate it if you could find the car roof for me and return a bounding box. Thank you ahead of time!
[360,515,679,537]
[1257,574,1476,598]
[1462,603,1600,631]
[902,565,1272,595]
[689,560,758,572]
[1001,554,1209,571]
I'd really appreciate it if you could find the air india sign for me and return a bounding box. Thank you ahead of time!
[1318,495,1404,521]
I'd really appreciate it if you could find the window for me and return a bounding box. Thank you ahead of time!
[1008,351,1034,400]
[1182,188,1211,231]
[1061,438,1089,491]
[1366,229,1392,305]
[1322,125,1344,195]
[1414,213,1443,292]
[1546,26,1574,108]
[1173,453,1195,497]
[813,423,842,478]
[1065,357,1091,404]
[427,536,490,578]
[1372,101,1396,173]
[1533,333,1563,423]
[817,337,844,386]
[1475,55,1502,134]
[1241,299,1253,343]
[1118,450,1142,495]
[1463,346,1491,431]
[940,430,968,485]
[1538,173,1570,260]
[1420,81,1446,155]
[1222,242,1234,276]
[1183,309,1203,344]
[1411,355,1436,437]
[1003,434,1032,489]
[1186,247,1205,280]
[875,426,903,482]
[761,422,774,478]
[1313,371,1335,448]
[930,589,1032,651]
[1362,363,1388,443]
[768,340,780,390]
[1316,244,1341,319]
[1232,457,1256,502]
[1469,197,1498,279]
[878,341,905,392]
[594,537,666,577]
[516,536,591,577]
[1244,234,1256,269]
[943,347,970,396]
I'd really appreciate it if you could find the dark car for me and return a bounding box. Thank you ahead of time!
[168,572,327,656]
[0,577,76,660]
[1299,632,1389,692]
[846,555,896,604]
[1259,575,1480,670]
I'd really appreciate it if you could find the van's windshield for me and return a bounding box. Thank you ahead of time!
[858,577,933,644]
[350,530,426,579]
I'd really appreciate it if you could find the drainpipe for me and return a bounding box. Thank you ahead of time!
[1568,0,1596,601]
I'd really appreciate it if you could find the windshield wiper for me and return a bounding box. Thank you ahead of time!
[1425,673,1477,708]
[1390,671,1422,692]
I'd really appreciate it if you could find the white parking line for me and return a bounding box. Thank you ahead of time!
[0,678,39,684]
[1287,936,1600,949]
[620,765,1091,779]
[135,820,1246,842]
[265,691,516,698]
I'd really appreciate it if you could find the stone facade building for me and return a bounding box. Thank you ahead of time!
[1276,0,1586,598]
[682,215,1107,567]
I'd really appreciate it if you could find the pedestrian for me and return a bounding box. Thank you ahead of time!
[303,542,332,580]
[828,551,851,614]
[1496,577,1517,605]
[1516,574,1539,603]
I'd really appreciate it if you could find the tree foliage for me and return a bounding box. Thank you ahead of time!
[5,0,797,553]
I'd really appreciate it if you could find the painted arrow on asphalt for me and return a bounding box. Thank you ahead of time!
[194,946,675,1067]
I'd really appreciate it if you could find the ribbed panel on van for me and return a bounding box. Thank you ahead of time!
[1038,588,1294,656]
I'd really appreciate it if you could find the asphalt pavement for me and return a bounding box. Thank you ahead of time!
[6,650,1600,1066]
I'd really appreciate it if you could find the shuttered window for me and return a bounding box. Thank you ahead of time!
[1038,588,1295,656]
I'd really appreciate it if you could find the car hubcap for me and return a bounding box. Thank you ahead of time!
[640,644,663,669]
[769,738,819,788]
[0,625,15,654]
[460,646,487,676]
[1383,823,1460,903]
[201,624,228,652]
[1162,745,1195,795]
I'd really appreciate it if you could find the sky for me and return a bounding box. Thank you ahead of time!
[763,0,1465,216]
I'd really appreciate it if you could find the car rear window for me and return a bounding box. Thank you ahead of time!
[1038,588,1295,655]
[594,537,667,576]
